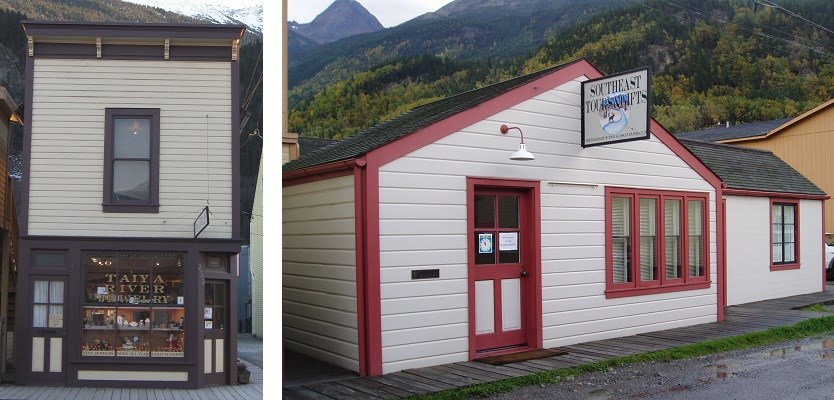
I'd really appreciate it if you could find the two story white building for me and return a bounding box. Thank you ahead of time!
[18,21,244,388]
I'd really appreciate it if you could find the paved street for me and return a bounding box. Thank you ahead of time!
[488,334,834,399]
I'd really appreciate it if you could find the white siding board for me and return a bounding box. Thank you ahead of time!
[382,338,468,364]
[381,308,467,331]
[382,324,468,348]
[282,302,358,330]
[543,315,716,348]
[283,175,359,372]
[381,294,467,315]
[379,279,467,300]
[380,250,467,268]
[29,58,233,238]
[380,235,466,252]
[282,339,359,372]
[380,264,467,282]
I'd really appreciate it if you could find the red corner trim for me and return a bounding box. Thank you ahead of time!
[370,60,604,167]
[361,152,382,376]
[718,197,726,321]
[822,199,828,292]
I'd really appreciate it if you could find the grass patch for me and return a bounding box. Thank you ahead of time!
[408,315,834,400]
[800,303,832,313]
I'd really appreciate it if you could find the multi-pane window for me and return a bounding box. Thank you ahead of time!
[772,201,798,268]
[607,188,709,297]
[103,108,160,212]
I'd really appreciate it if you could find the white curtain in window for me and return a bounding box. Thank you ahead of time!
[665,199,681,279]
[612,197,631,283]
[49,281,63,303]
[640,198,657,281]
[688,200,704,276]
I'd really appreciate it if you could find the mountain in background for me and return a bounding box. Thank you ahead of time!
[290,0,383,44]
[288,0,628,102]
[122,0,263,34]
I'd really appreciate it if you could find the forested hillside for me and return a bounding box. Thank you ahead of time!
[289,0,834,137]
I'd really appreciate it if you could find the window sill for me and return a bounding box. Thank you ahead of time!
[102,204,160,213]
[770,263,800,271]
[605,281,711,299]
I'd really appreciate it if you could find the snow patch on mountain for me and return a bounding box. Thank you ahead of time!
[122,0,262,33]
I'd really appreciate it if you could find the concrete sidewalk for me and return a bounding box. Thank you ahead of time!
[0,336,264,400]
[283,288,834,399]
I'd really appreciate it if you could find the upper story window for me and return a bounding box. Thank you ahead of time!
[103,109,160,213]
[771,200,799,271]
[606,187,710,298]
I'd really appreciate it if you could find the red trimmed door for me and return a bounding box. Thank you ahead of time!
[471,188,532,353]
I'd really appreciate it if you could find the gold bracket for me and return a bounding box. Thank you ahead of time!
[27,36,33,57]
[96,38,102,58]
[164,39,170,60]
[232,39,239,61]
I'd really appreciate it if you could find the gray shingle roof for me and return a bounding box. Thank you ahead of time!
[298,136,339,156]
[674,118,791,142]
[680,139,825,196]
[283,59,584,173]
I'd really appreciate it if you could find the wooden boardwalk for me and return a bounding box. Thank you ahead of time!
[283,288,834,399]
[0,360,263,400]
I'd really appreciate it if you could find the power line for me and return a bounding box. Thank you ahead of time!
[757,0,834,36]
[647,0,832,55]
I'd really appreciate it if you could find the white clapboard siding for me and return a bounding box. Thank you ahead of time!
[28,58,233,238]
[377,77,718,374]
[726,196,823,305]
[282,175,359,372]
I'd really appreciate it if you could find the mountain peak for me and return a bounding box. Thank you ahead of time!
[294,0,384,44]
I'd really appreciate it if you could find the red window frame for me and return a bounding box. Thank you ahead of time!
[770,198,800,271]
[605,187,711,298]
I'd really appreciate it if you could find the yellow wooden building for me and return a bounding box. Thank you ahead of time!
[677,99,834,231]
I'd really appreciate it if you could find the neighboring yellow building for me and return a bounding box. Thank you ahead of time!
[677,98,834,231]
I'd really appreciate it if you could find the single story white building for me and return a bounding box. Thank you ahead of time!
[282,59,826,376]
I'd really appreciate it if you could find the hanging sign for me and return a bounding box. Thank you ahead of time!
[194,206,210,238]
[581,68,651,148]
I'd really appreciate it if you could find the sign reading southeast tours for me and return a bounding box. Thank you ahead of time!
[581,68,651,148]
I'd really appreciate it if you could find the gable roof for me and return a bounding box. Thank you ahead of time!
[680,139,825,196]
[674,118,791,143]
[283,59,585,173]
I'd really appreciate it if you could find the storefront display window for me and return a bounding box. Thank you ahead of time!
[82,253,185,358]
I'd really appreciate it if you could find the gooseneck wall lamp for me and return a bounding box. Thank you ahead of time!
[499,124,535,161]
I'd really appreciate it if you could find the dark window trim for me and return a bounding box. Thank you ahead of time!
[605,187,711,298]
[770,199,800,271]
[103,108,160,213]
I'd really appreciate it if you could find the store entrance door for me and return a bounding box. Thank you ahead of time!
[29,277,67,385]
[203,281,228,385]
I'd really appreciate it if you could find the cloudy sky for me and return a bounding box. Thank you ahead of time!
[287,0,455,27]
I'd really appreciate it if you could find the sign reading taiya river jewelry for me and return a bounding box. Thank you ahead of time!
[95,273,174,304]
[581,68,651,147]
